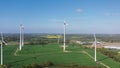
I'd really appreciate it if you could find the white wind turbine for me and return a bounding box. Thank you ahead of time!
[1,33,6,65]
[63,21,69,52]
[94,34,97,62]
[19,24,24,50]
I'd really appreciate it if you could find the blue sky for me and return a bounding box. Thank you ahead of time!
[0,0,120,34]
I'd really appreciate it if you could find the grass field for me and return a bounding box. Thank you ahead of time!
[84,48,120,68]
[2,44,120,68]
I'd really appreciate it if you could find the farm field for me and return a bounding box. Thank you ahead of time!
[2,44,120,68]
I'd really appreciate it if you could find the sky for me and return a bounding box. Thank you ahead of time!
[0,0,120,34]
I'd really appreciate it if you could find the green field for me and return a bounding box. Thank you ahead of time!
[2,44,120,68]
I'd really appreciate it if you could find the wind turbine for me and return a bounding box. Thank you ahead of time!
[1,33,6,65]
[94,34,97,62]
[19,24,24,50]
[57,35,60,44]
[63,21,68,52]
[21,25,24,47]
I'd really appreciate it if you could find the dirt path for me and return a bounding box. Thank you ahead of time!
[14,48,19,56]
[82,50,110,68]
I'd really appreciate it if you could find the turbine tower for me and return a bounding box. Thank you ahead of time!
[1,33,6,65]
[63,21,66,52]
[94,34,97,62]
[21,25,24,47]
[1,33,3,65]
[19,24,24,50]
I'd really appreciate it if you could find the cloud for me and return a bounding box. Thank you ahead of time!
[76,8,83,13]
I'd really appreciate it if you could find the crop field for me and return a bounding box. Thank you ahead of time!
[1,44,120,68]
[46,35,62,39]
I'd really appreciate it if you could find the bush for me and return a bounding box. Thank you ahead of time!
[69,64,79,68]
[4,64,11,68]
[44,61,54,67]
[98,48,120,62]
[0,64,11,68]
[0,65,3,68]
[23,64,43,68]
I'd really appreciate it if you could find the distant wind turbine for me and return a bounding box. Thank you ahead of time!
[57,35,60,44]
[21,25,24,47]
[94,34,97,62]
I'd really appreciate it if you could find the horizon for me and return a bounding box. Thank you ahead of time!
[3,32,120,35]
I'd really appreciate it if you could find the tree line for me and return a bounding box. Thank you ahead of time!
[98,48,120,62]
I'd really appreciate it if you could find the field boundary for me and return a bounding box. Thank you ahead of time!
[82,50,110,68]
